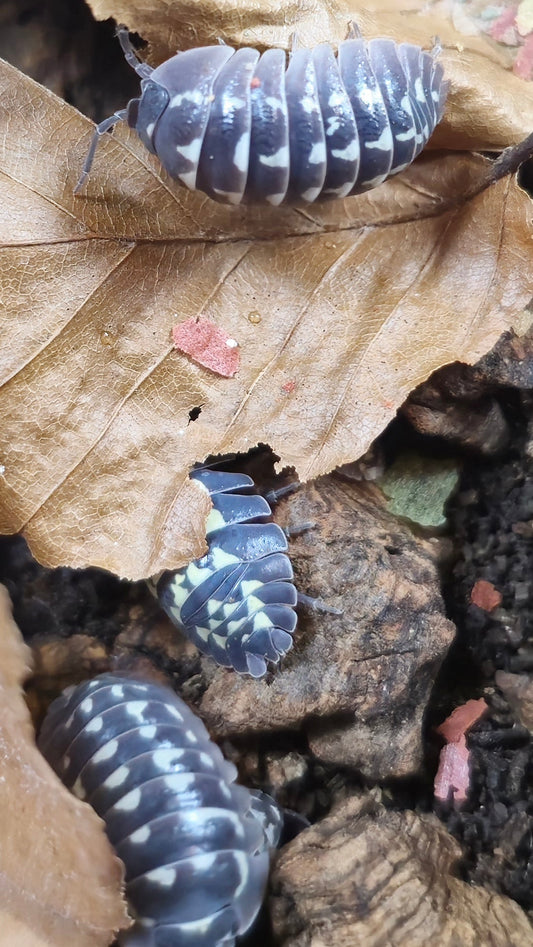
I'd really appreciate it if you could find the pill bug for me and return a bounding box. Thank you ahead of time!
[76,26,448,205]
[155,468,297,679]
[38,673,282,947]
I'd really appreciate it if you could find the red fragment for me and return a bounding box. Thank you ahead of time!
[514,32,533,78]
[282,380,296,394]
[434,737,470,804]
[172,318,240,377]
[250,76,261,88]
[490,4,519,43]
[434,698,488,806]
[436,698,488,744]
[470,579,502,612]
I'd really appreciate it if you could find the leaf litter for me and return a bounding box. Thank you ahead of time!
[0,0,532,577]
[0,584,129,946]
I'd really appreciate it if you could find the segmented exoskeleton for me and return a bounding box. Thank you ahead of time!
[38,674,282,947]
[156,468,297,679]
[76,26,448,205]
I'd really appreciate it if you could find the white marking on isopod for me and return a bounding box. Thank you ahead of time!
[325,116,341,136]
[396,127,416,142]
[205,508,226,534]
[359,85,382,109]
[323,182,353,197]
[301,95,318,114]
[111,685,125,698]
[169,585,189,610]
[241,579,262,597]
[80,698,93,714]
[301,186,322,202]
[246,595,263,614]
[92,739,118,763]
[362,174,388,188]
[195,626,211,641]
[212,633,228,649]
[210,546,240,569]
[139,725,157,740]
[178,169,198,190]
[169,89,205,109]
[212,188,242,205]
[227,616,247,635]
[223,95,246,112]
[186,561,212,586]
[206,597,221,618]
[152,748,185,769]
[115,787,141,811]
[331,140,359,162]
[264,96,283,111]
[259,145,289,168]
[104,765,130,789]
[85,715,103,733]
[365,126,393,152]
[265,193,286,205]
[129,825,151,844]
[414,77,425,102]
[222,601,238,619]
[145,122,155,139]
[126,701,148,721]
[233,133,249,174]
[176,138,204,163]
[72,777,86,800]
[328,90,345,108]
[164,773,195,790]
[390,162,410,174]
[307,141,326,165]
[253,611,274,631]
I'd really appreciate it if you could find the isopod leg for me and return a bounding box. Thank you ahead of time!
[346,20,362,39]
[74,110,127,194]
[262,480,301,506]
[116,25,154,79]
[297,591,343,616]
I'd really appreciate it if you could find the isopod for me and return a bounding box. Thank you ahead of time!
[38,673,282,947]
[75,26,447,205]
[155,468,298,679]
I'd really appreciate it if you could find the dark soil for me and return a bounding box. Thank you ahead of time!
[440,437,533,910]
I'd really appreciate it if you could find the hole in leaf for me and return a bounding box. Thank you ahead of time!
[188,405,203,424]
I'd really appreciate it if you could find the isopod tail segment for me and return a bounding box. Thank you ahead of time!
[155,467,299,679]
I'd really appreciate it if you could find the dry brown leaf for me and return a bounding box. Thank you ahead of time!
[1,41,532,577]
[86,0,533,148]
[0,585,130,946]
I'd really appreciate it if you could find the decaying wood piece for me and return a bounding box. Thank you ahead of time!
[200,475,455,779]
[270,794,533,946]
[403,328,533,454]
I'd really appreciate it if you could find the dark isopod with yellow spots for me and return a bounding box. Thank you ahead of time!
[76,26,448,205]
[38,673,282,947]
[155,468,298,679]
